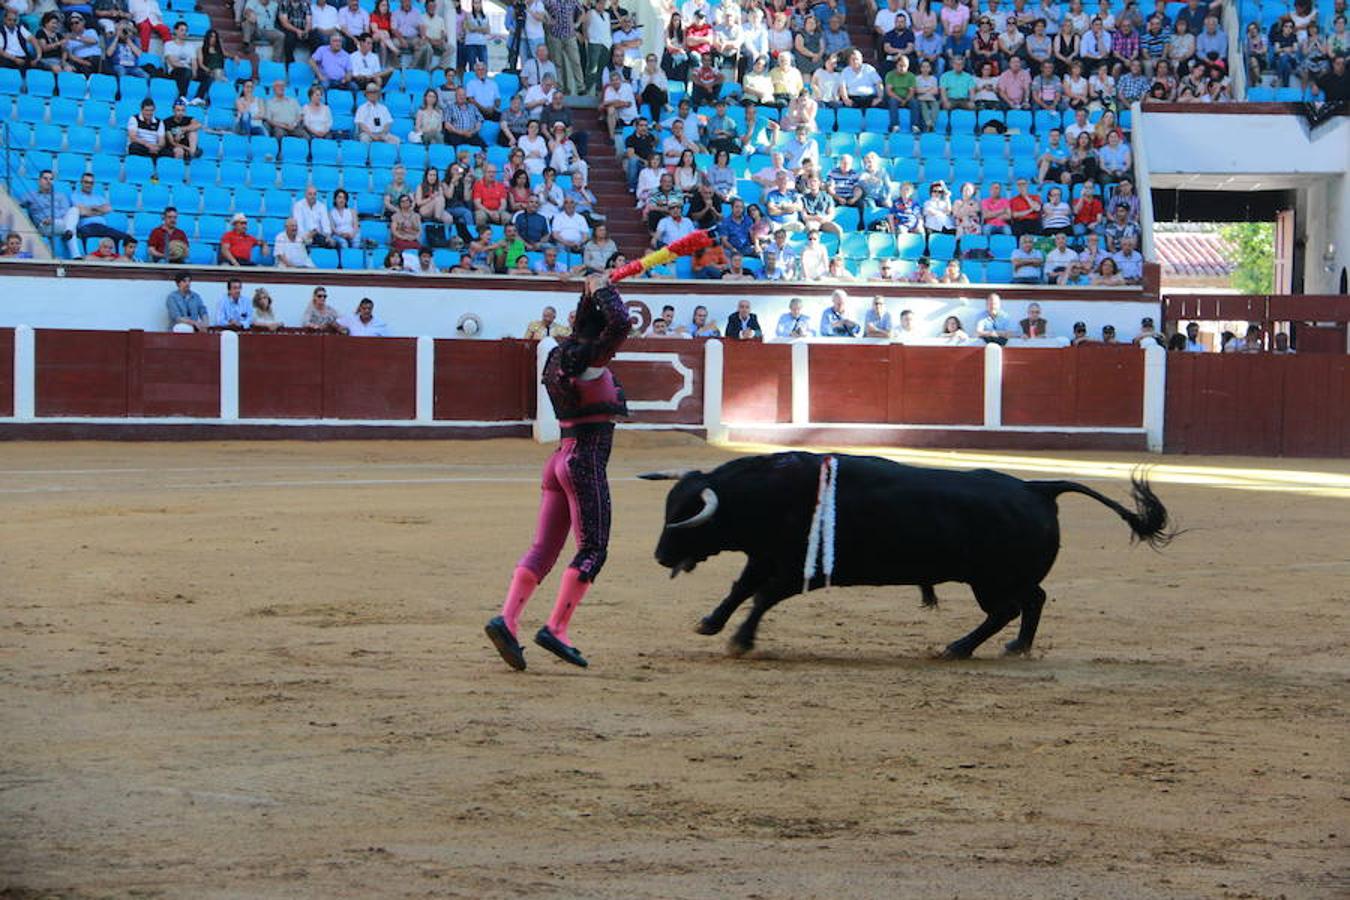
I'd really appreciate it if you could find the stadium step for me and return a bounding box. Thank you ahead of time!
[584,109,654,261]
[206,0,249,69]
[845,5,878,68]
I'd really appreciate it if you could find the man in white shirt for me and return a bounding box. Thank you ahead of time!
[1109,234,1144,283]
[840,50,883,106]
[292,185,335,249]
[874,0,901,38]
[463,59,501,119]
[523,0,547,60]
[660,99,702,145]
[339,298,389,336]
[799,229,830,281]
[1043,232,1077,279]
[349,32,390,90]
[273,218,315,267]
[599,69,637,137]
[355,85,399,143]
[775,297,815,338]
[549,196,590,252]
[336,0,368,47]
[652,206,695,248]
[520,43,558,88]
[611,12,643,67]
[781,124,818,170]
[660,118,699,166]
[522,72,558,119]
[309,0,339,41]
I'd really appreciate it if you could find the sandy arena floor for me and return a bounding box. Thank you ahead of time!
[1,435,1347,899]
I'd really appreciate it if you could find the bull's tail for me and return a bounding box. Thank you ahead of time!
[1029,471,1176,550]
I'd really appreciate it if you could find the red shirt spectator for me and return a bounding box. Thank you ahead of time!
[220,227,262,265]
[473,177,508,211]
[685,19,713,55]
[1073,194,1104,227]
[1009,190,1041,225]
[147,208,190,262]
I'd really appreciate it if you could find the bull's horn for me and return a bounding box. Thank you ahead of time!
[666,488,719,530]
[637,469,691,481]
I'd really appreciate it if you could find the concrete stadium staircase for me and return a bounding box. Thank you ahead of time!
[583,115,651,260]
[206,0,245,56]
[845,4,878,66]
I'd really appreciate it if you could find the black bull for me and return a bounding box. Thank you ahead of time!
[641,453,1173,658]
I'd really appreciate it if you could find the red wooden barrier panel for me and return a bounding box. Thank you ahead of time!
[36,329,129,416]
[888,345,985,425]
[0,329,13,418]
[434,339,533,421]
[133,332,220,418]
[324,337,417,419]
[1165,354,1350,457]
[810,344,889,423]
[611,338,706,425]
[238,334,325,418]
[1003,346,1143,428]
[723,341,792,423]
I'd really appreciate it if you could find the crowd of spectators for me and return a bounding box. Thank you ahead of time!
[1245,0,1349,95]
[162,270,390,333]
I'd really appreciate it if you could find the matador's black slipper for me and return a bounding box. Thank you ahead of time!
[485,616,526,671]
[534,626,589,668]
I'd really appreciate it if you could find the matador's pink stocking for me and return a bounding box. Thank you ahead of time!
[500,567,539,637]
[546,567,591,646]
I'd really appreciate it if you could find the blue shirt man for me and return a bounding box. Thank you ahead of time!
[720,204,753,255]
[216,280,252,329]
[166,275,209,332]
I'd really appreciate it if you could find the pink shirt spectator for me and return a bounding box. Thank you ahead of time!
[996,67,1031,104]
[981,195,1010,226]
[939,4,971,35]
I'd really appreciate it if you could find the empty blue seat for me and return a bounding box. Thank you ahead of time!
[386,92,412,117]
[222,133,250,160]
[401,143,428,170]
[56,152,87,178]
[976,109,1005,131]
[201,187,233,215]
[338,139,366,165]
[895,233,925,259]
[15,95,45,123]
[891,158,921,183]
[327,90,354,115]
[978,133,1006,159]
[310,138,339,165]
[368,141,397,167]
[0,68,20,96]
[959,234,989,255]
[312,247,340,269]
[925,159,953,183]
[362,220,389,245]
[171,184,201,212]
[141,182,170,210]
[1006,110,1032,134]
[835,107,862,133]
[983,159,1011,183]
[927,233,957,260]
[198,217,227,243]
[339,247,365,269]
[91,152,122,182]
[187,243,215,265]
[233,187,263,215]
[814,106,836,132]
[950,109,976,133]
[27,69,56,98]
[311,165,340,192]
[249,134,277,161]
[1033,110,1059,134]
[188,158,219,185]
[493,72,519,98]
[148,78,178,108]
[263,188,293,216]
[862,107,889,134]
[403,69,432,93]
[33,124,63,152]
[80,100,112,128]
[918,131,946,159]
[985,261,1013,282]
[56,72,87,99]
[279,163,309,190]
[989,234,1017,259]
[49,97,79,125]
[950,133,975,159]
[1011,155,1038,181]
[156,156,184,183]
[206,104,234,131]
[67,125,97,153]
[952,159,981,185]
[833,206,860,232]
[825,133,856,157]
[22,149,53,176]
[248,159,278,187]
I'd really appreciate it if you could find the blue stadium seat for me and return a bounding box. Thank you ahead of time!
[1006,110,1032,134]
[891,158,920,183]
[1009,133,1036,158]
[188,243,215,265]
[989,234,1017,259]
[249,134,278,161]
[158,156,186,183]
[287,62,314,89]
[310,138,339,165]
[857,132,887,159]
[950,133,976,159]
[222,133,251,161]
[959,234,989,256]
[92,152,122,182]
[22,149,53,176]
[868,232,899,258]
[234,187,264,216]
[33,124,63,152]
[952,159,981,186]
[67,125,97,154]
[925,159,953,183]
[339,247,365,269]
[400,143,428,170]
[49,98,79,127]
[950,109,976,133]
[985,261,1013,282]
[140,182,170,210]
[856,259,880,279]
[386,92,412,117]
[355,190,383,216]
[202,187,233,216]
[81,100,113,128]
[362,220,389,245]
[249,159,278,187]
[327,90,355,115]
[825,133,856,157]
[261,188,293,217]
[977,109,1005,131]
[0,68,20,96]
[258,60,285,84]
[978,133,1006,159]
[56,152,86,178]
[918,131,946,159]
[15,95,45,124]
[206,104,234,131]
[148,78,178,109]
[338,139,367,165]
[312,247,340,269]
[312,166,340,192]
[403,69,431,93]
[198,217,227,243]
[887,132,914,157]
[368,141,398,167]
[896,233,925,259]
[835,107,862,134]
[862,107,889,134]
[493,72,519,98]
[983,159,1012,183]
[26,69,56,98]
[1033,110,1059,134]
[56,72,87,99]
[171,184,201,212]
[279,163,309,190]
[814,106,836,132]
[217,160,248,189]
[833,206,860,232]
[927,233,957,260]
[1011,155,1038,181]
[182,11,210,36]
[189,158,219,185]
[963,261,986,283]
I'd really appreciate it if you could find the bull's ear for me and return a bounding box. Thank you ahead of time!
[637,469,699,481]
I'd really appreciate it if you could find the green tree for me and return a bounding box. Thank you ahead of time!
[1220,222,1275,295]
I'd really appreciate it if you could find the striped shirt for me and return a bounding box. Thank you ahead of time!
[447,101,484,134]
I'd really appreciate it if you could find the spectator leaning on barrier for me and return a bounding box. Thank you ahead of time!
[1020,302,1050,338]
[726,299,762,340]
[166,273,209,332]
[339,298,389,336]
[216,279,252,329]
[776,297,815,338]
[976,293,1014,345]
[865,296,893,339]
[820,290,861,337]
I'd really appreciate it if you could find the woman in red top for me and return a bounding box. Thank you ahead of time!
[1072,182,1105,236]
[368,0,398,66]
[486,275,629,671]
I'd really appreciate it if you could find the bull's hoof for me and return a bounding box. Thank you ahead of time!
[936,643,973,661]
[1002,639,1031,657]
[726,638,753,657]
[695,616,724,636]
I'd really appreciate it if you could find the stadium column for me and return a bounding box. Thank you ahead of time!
[219,330,239,421]
[702,338,726,443]
[791,340,809,425]
[533,337,560,443]
[983,341,1003,428]
[1142,342,1166,453]
[416,336,434,423]
[13,325,34,420]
